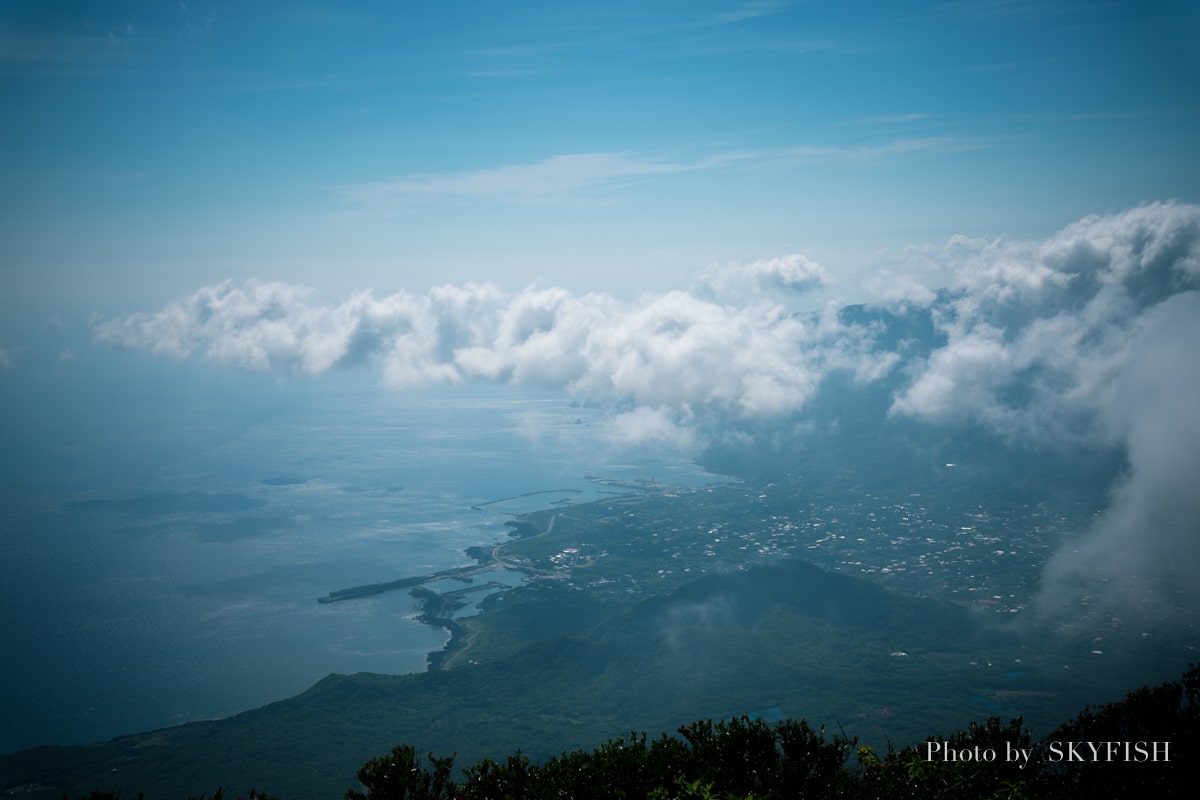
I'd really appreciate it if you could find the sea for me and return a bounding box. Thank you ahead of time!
[0,351,715,753]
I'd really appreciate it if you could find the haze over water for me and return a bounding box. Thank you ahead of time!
[0,354,712,753]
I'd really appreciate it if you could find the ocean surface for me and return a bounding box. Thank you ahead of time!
[0,354,715,753]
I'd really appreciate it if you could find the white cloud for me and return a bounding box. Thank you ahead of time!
[95,274,892,447]
[1040,291,1200,623]
[92,202,1200,459]
[107,204,1200,454]
[605,406,698,452]
[863,268,938,308]
[697,253,829,299]
[1040,200,1200,290]
[890,324,1014,424]
[882,202,1200,623]
[94,280,379,373]
[890,202,1200,443]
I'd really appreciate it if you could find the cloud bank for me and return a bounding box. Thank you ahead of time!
[94,266,889,442]
[881,201,1200,625]
[94,202,1200,624]
[891,201,1200,442]
[1038,291,1200,625]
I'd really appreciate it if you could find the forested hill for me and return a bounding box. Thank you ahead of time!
[8,665,1200,799]
[0,555,1182,800]
[335,664,1200,800]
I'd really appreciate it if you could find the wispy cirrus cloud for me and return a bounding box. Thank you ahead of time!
[701,1,793,26]
[855,112,935,125]
[781,136,989,162]
[334,137,988,211]
[333,150,756,208]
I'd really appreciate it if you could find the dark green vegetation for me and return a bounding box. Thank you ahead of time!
[35,665,1200,799]
[346,665,1200,799]
[1,546,1191,799]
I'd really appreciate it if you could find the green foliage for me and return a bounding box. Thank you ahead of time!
[854,717,1035,800]
[676,716,854,799]
[1030,663,1200,799]
[59,664,1198,800]
[348,746,456,800]
[336,718,852,800]
[534,731,686,800]
[647,775,759,800]
[457,753,535,800]
[343,665,1198,800]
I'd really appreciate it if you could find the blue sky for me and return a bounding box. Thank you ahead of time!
[2,0,1198,318]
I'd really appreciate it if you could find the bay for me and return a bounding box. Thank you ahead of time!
[0,355,712,753]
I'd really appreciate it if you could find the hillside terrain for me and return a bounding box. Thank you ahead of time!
[2,538,1190,799]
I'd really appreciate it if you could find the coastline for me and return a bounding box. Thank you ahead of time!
[411,539,546,671]
[397,519,552,671]
[317,480,663,673]
[417,597,473,671]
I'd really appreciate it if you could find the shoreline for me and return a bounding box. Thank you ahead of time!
[416,594,473,672]
[365,515,552,671]
[317,519,541,604]
[412,534,548,671]
[319,478,687,670]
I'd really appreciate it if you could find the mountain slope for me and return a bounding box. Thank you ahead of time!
[0,557,1130,800]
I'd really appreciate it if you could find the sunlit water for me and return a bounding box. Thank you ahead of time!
[0,356,715,752]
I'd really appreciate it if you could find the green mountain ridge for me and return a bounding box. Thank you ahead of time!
[1,555,1181,800]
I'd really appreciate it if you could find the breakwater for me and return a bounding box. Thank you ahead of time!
[317,562,493,604]
[469,488,582,511]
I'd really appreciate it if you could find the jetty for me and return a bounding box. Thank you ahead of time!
[317,563,493,604]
